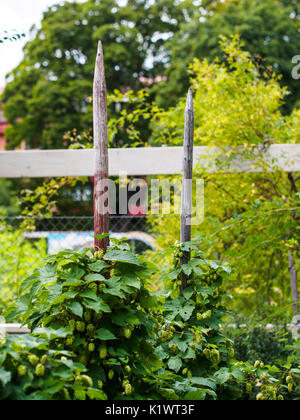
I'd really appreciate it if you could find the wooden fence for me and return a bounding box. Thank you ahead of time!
[0,144,300,178]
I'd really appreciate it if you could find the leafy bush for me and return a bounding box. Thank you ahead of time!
[0,331,104,400]
[0,223,46,315]
[148,241,242,400]
[227,325,293,366]
[6,237,161,399]
[2,238,299,400]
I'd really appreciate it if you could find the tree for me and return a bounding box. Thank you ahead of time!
[1,0,193,149]
[155,0,300,111]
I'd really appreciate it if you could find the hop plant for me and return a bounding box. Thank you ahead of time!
[94,312,103,322]
[88,283,98,292]
[228,348,235,359]
[40,355,48,365]
[62,388,70,400]
[35,364,45,377]
[99,346,107,359]
[84,311,92,322]
[76,321,85,333]
[123,328,132,339]
[17,365,27,377]
[28,354,39,367]
[170,343,179,354]
[81,375,93,387]
[87,324,95,336]
[66,336,75,346]
[88,343,95,352]
[125,383,132,396]
[190,342,197,351]
[94,250,104,259]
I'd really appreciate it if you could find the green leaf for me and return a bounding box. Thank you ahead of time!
[230,367,244,382]
[168,356,182,373]
[165,268,181,281]
[95,328,117,341]
[179,303,195,321]
[123,275,141,289]
[86,388,108,400]
[183,287,194,300]
[215,368,231,385]
[190,377,216,390]
[88,261,109,272]
[184,390,206,400]
[60,265,85,281]
[38,264,57,284]
[112,310,140,327]
[184,347,196,359]
[182,264,192,276]
[104,250,141,266]
[103,287,125,299]
[33,328,70,341]
[67,302,83,318]
[0,368,11,386]
[63,280,82,287]
[85,273,105,282]
[79,289,98,301]
[52,366,74,379]
[82,299,102,312]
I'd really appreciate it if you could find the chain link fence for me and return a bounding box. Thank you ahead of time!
[0,215,161,255]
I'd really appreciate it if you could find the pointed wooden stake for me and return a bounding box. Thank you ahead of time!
[93,41,109,252]
[180,89,194,294]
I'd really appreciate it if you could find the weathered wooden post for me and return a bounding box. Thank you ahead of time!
[180,89,194,294]
[93,41,109,252]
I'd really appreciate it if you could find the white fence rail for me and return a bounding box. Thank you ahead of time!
[0,324,30,334]
[0,144,299,178]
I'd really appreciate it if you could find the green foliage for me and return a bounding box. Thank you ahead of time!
[0,223,46,315]
[150,241,243,400]
[1,0,187,149]
[3,0,299,151]
[1,238,299,400]
[0,332,105,400]
[6,238,161,399]
[150,37,300,320]
[0,180,19,216]
[157,0,300,111]
[226,324,293,366]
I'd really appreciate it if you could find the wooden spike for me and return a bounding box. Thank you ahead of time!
[93,41,109,252]
[180,89,194,293]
